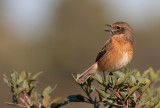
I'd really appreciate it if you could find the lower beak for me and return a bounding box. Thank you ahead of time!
[104,24,112,32]
[104,30,111,32]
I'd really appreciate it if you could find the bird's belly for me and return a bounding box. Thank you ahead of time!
[98,51,132,72]
[116,52,130,69]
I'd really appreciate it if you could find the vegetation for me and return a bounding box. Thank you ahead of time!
[3,67,160,108]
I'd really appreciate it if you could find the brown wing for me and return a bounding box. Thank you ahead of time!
[95,39,112,62]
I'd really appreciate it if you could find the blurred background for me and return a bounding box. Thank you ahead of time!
[1,0,160,108]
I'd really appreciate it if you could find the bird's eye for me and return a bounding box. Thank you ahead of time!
[116,26,120,29]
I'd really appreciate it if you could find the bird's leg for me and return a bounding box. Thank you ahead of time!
[103,71,107,93]
[103,71,106,82]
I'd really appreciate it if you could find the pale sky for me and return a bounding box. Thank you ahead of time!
[1,0,160,41]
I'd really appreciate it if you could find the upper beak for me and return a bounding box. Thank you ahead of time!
[104,24,112,32]
[105,24,111,27]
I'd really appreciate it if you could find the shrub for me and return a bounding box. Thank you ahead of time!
[3,67,160,108]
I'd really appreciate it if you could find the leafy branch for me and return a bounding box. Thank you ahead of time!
[3,67,160,108]
[3,71,65,108]
[71,68,160,108]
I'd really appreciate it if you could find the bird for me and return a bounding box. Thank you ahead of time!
[76,21,134,84]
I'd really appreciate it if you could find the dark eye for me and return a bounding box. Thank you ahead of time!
[116,26,120,29]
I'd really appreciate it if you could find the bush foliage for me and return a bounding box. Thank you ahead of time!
[3,67,160,108]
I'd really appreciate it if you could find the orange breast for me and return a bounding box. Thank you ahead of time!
[97,36,133,72]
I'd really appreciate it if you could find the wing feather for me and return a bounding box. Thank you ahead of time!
[95,39,112,62]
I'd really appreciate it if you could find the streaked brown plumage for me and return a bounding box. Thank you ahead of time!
[76,21,134,84]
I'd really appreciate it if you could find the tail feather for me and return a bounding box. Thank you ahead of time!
[76,63,98,84]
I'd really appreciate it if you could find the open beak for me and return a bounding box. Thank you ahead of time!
[105,24,111,27]
[104,24,112,32]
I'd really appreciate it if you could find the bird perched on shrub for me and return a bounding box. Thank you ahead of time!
[76,22,134,84]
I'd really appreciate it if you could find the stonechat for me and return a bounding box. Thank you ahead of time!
[76,21,134,84]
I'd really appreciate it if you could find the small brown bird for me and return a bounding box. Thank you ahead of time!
[76,21,134,84]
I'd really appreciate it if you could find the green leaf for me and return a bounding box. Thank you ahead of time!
[133,69,141,77]
[32,72,43,80]
[156,87,160,94]
[67,95,83,102]
[106,98,114,104]
[119,91,126,99]
[152,100,159,106]
[15,87,25,95]
[42,85,57,107]
[17,71,27,84]
[33,91,38,102]
[154,70,160,83]
[5,102,17,106]
[103,80,108,87]
[142,68,151,77]
[22,80,29,89]
[3,76,10,87]
[96,89,108,98]
[92,74,103,84]
[114,71,125,78]
[155,102,160,108]
[90,85,95,92]
[26,97,32,106]
[141,78,151,92]
[26,85,34,96]
[76,95,85,101]
[116,72,132,86]
[86,77,94,86]
[149,67,156,81]
[27,79,36,85]
[109,75,116,87]
[130,75,136,84]
[136,76,145,85]
[43,86,53,96]
[42,95,51,107]
[127,86,139,98]
[11,72,18,86]
[12,95,18,104]
[121,68,130,74]
[143,94,152,103]
[51,98,62,108]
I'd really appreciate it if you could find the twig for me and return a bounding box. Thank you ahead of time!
[112,103,124,107]
[135,92,144,108]
[38,102,42,108]
[136,92,144,103]
[126,99,129,108]
[115,88,122,100]
[80,83,100,108]
[114,88,128,108]
[80,84,94,103]
[17,96,30,108]
[131,98,137,106]
[17,104,26,108]
[86,86,94,103]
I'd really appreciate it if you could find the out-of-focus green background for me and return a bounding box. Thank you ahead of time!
[1,0,160,108]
